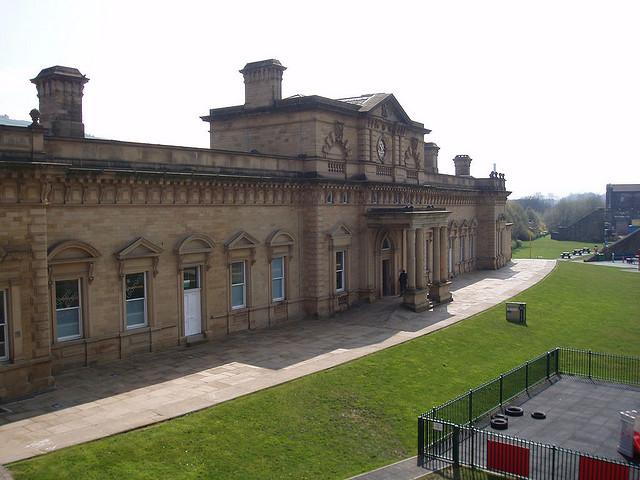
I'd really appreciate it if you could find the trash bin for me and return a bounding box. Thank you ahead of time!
[618,410,637,457]
[506,302,526,325]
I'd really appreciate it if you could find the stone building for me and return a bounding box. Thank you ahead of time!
[606,184,640,237]
[0,60,511,401]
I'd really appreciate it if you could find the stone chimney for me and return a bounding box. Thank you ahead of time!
[453,154,472,176]
[239,59,286,108]
[31,66,88,138]
[423,143,439,173]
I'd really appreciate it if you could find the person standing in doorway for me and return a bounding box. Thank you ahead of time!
[399,269,408,296]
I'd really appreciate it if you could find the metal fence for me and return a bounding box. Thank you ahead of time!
[418,348,640,479]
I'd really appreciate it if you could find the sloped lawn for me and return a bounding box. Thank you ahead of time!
[512,236,601,259]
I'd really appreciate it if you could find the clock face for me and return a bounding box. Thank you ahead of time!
[377,137,386,161]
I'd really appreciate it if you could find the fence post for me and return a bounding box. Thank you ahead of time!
[469,426,475,468]
[452,426,460,467]
[525,361,530,392]
[418,416,425,466]
[546,351,550,380]
[588,350,592,379]
[468,390,473,424]
[555,348,560,375]
[499,374,504,407]
[551,445,557,480]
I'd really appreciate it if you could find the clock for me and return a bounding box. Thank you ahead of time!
[377,137,386,162]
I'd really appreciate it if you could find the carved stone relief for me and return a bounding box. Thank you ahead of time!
[404,137,421,169]
[321,121,351,159]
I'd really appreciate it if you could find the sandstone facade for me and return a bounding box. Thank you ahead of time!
[0,60,511,401]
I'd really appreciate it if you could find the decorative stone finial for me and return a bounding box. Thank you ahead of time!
[29,108,40,127]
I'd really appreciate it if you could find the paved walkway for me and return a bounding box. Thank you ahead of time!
[0,259,555,465]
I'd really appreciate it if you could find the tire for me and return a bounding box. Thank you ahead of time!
[531,411,546,420]
[505,406,524,417]
[490,418,508,430]
[491,413,508,421]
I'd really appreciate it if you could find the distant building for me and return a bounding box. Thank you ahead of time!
[0,61,512,401]
[606,184,640,237]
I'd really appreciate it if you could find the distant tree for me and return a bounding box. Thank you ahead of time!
[515,194,555,214]
[506,200,531,241]
[526,207,545,235]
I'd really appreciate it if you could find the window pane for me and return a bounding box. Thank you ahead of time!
[57,308,80,338]
[0,325,4,343]
[336,251,344,270]
[336,271,343,291]
[231,284,245,307]
[183,267,199,290]
[126,298,145,327]
[231,262,244,285]
[56,280,79,309]
[272,279,283,300]
[125,273,145,300]
[271,257,283,278]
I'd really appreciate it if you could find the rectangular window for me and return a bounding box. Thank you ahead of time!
[0,291,8,361]
[271,257,285,301]
[125,272,147,329]
[55,279,82,341]
[336,250,345,292]
[183,266,199,290]
[231,261,246,309]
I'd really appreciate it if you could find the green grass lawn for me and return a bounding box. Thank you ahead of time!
[512,235,601,259]
[9,263,640,480]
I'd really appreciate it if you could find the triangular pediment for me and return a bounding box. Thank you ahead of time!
[328,223,352,238]
[225,231,260,250]
[116,237,163,260]
[361,94,413,124]
[266,229,295,247]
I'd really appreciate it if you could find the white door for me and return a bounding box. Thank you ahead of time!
[183,267,202,336]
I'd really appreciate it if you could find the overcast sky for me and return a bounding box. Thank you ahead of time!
[1,0,638,199]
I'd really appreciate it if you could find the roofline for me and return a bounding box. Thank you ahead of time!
[201,95,430,133]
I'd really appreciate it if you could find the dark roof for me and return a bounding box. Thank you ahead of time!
[0,115,30,127]
[608,184,640,192]
[202,93,429,132]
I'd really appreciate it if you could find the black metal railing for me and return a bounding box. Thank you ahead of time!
[418,348,640,478]
[422,420,640,480]
[559,348,640,386]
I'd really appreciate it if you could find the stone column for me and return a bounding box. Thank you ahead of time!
[406,228,416,290]
[429,225,453,305]
[416,228,426,289]
[426,233,433,284]
[432,226,441,283]
[439,226,448,282]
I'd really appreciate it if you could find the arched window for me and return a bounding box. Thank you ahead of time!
[48,240,102,342]
[381,237,391,251]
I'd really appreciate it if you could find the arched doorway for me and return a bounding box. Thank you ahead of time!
[380,234,395,296]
